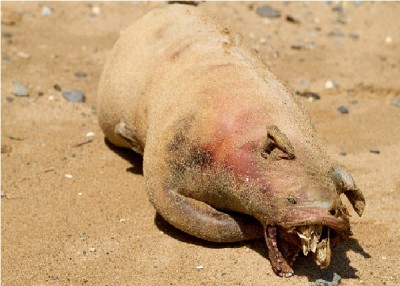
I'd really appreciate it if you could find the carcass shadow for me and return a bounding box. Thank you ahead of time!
[104,138,143,175]
[293,238,370,280]
[155,212,371,280]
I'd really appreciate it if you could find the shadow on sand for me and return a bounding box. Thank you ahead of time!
[155,213,371,280]
[104,138,143,175]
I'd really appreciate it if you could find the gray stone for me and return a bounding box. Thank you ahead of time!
[390,97,400,108]
[256,5,281,18]
[337,106,349,114]
[291,40,317,50]
[74,71,87,78]
[315,272,341,286]
[13,82,29,97]
[328,30,345,37]
[62,89,85,103]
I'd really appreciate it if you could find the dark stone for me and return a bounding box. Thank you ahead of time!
[315,272,341,286]
[53,84,62,92]
[62,89,85,103]
[337,106,349,114]
[6,97,14,103]
[167,1,199,6]
[370,149,380,154]
[286,15,299,24]
[295,91,321,101]
[256,5,281,18]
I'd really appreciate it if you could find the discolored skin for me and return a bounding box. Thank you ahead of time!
[97,5,365,277]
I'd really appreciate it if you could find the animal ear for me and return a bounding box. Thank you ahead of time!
[260,125,295,160]
[332,166,366,217]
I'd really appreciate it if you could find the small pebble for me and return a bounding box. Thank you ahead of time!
[17,51,30,59]
[13,82,29,97]
[385,36,392,44]
[6,97,14,103]
[390,97,400,108]
[337,106,349,114]
[41,6,53,16]
[3,55,11,62]
[2,31,12,38]
[119,218,126,223]
[370,149,380,154]
[286,15,299,24]
[256,5,281,18]
[1,191,5,198]
[62,89,85,103]
[1,144,12,154]
[48,95,55,101]
[196,265,205,270]
[78,192,83,196]
[74,71,87,78]
[331,4,343,13]
[339,151,347,157]
[349,33,359,40]
[53,84,62,92]
[325,80,338,89]
[315,272,341,286]
[296,91,321,101]
[89,247,96,252]
[65,174,73,179]
[327,30,345,37]
[92,6,101,15]
[291,40,316,50]
[86,132,95,137]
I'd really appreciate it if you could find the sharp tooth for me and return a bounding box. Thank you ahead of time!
[314,228,331,268]
[297,225,312,256]
[310,237,317,253]
[310,225,323,253]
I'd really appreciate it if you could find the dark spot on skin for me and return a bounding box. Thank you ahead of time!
[168,131,187,152]
[166,115,214,182]
[187,147,213,168]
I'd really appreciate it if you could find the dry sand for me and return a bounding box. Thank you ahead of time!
[2,2,400,285]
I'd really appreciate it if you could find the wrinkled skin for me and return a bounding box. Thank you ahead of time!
[97,5,366,277]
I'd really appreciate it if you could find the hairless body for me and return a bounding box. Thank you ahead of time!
[97,5,365,277]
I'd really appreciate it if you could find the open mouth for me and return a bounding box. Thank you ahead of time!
[265,224,335,277]
[263,207,351,277]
